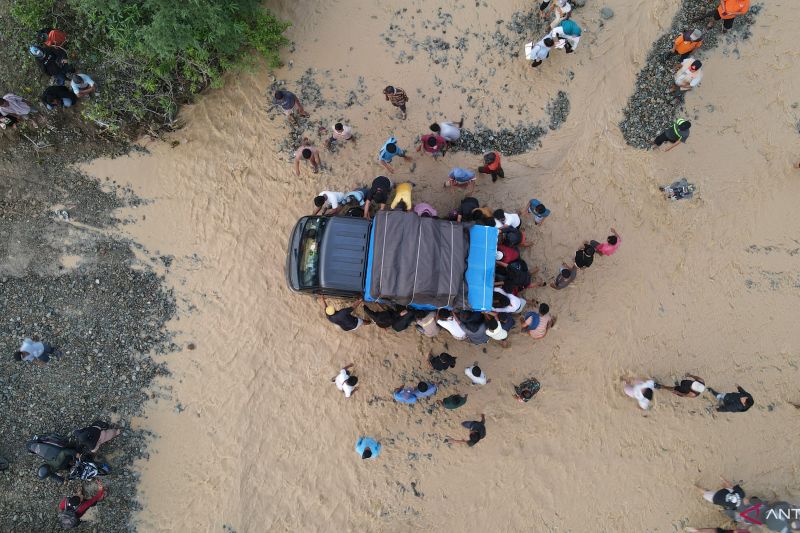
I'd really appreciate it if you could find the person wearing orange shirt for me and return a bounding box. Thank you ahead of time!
[478,151,504,182]
[673,29,703,59]
[706,0,750,33]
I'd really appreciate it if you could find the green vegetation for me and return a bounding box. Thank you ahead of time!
[9,0,289,133]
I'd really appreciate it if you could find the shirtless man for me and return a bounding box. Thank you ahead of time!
[294,137,321,175]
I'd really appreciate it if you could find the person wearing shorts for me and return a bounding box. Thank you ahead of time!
[655,375,705,398]
[526,199,550,224]
[383,85,408,119]
[698,478,746,511]
[706,0,750,33]
[325,122,355,149]
[273,90,308,123]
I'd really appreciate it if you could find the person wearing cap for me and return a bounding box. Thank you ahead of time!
[383,85,408,119]
[478,151,504,182]
[430,119,463,142]
[672,58,704,93]
[355,436,381,460]
[623,379,656,410]
[378,136,412,173]
[319,297,365,332]
[655,375,705,398]
[417,132,448,157]
[29,45,71,85]
[445,167,476,191]
[548,19,581,53]
[521,303,555,339]
[325,121,355,149]
[70,74,96,99]
[706,0,751,33]
[332,364,359,398]
[550,262,578,290]
[312,190,345,215]
[525,199,550,224]
[673,29,704,59]
[273,89,308,123]
[293,137,321,176]
[706,385,754,413]
[525,37,554,68]
[652,119,691,152]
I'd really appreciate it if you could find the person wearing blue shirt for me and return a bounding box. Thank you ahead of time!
[355,436,381,460]
[393,386,418,404]
[446,167,477,191]
[414,381,438,399]
[526,199,551,225]
[378,136,412,173]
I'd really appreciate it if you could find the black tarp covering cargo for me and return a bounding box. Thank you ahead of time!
[367,211,468,308]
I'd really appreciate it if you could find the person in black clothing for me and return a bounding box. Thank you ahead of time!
[363,304,400,329]
[574,243,595,269]
[362,176,393,219]
[429,352,457,371]
[41,85,76,110]
[320,297,366,332]
[707,385,754,412]
[391,309,418,332]
[455,196,480,222]
[655,374,705,397]
[447,414,486,447]
[29,45,72,85]
[698,477,746,511]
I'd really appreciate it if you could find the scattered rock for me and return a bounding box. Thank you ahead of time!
[600,7,614,20]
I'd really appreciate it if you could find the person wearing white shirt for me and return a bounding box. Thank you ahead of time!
[525,37,554,67]
[313,190,346,215]
[485,316,508,342]
[332,364,358,398]
[548,20,582,52]
[492,287,526,313]
[672,58,704,92]
[430,119,463,142]
[541,0,572,29]
[437,310,466,340]
[465,364,489,385]
[493,210,521,229]
[623,379,655,410]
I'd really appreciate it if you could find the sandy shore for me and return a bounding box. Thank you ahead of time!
[83,0,800,531]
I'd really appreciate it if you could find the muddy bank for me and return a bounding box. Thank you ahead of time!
[0,154,176,531]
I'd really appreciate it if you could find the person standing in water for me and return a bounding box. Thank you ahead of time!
[294,138,321,175]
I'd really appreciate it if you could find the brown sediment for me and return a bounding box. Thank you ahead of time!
[83,0,800,531]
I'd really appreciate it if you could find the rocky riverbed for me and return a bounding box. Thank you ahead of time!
[619,2,761,148]
[0,148,177,532]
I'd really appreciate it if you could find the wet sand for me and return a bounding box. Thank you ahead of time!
[83,0,800,531]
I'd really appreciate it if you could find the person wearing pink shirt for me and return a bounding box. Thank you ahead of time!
[592,227,621,256]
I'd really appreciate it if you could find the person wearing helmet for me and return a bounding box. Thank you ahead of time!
[652,119,692,152]
[319,297,364,332]
[29,44,71,85]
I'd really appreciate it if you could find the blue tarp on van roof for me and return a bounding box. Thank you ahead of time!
[465,224,498,311]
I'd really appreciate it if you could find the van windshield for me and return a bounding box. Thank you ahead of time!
[299,217,327,289]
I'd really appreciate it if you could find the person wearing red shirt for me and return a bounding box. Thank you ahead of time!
[416,133,447,157]
[59,480,105,519]
[706,0,750,32]
[478,151,504,182]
